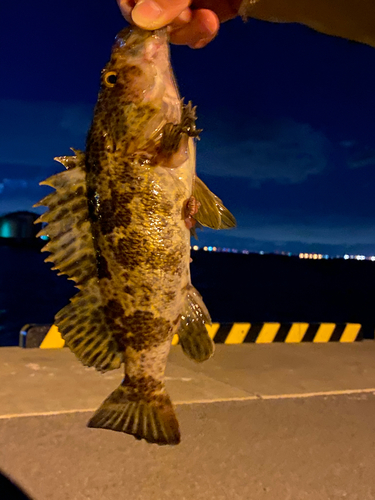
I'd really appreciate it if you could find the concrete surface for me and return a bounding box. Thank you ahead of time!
[1,343,375,499]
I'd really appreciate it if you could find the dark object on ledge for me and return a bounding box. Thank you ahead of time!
[19,324,51,348]
[0,211,43,248]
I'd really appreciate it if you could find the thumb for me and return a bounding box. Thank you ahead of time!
[132,0,191,29]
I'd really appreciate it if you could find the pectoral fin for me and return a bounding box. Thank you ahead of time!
[161,100,202,154]
[193,177,236,230]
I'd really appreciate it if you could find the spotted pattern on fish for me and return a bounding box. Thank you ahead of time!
[78,28,200,444]
[37,26,234,445]
[121,311,173,351]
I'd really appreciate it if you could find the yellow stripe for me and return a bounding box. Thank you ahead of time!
[205,323,220,340]
[40,325,65,349]
[225,323,251,344]
[256,323,280,343]
[285,323,309,343]
[313,323,336,343]
[340,323,361,343]
[171,334,179,345]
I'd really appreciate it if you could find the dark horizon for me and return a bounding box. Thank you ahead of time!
[1,243,375,346]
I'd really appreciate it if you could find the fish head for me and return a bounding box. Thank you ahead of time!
[96,26,180,152]
[101,25,177,109]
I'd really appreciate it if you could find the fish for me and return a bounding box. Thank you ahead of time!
[35,26,236,446]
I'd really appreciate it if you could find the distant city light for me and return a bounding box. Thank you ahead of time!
[187,246,375,262]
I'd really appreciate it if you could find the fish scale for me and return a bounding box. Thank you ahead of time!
[35,26,236,445]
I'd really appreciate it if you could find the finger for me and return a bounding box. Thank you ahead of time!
[117,0,136,23]
[170,9,219,48]
[132,0,191,30]
[169,8,192,29]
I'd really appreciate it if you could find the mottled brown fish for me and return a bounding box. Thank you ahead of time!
[35,26,236,445]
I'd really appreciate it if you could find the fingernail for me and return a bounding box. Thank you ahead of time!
[177,8,192,24]
[132,0,164,29]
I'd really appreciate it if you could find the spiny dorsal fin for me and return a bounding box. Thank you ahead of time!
[34,151,122,372]
[34,151,96,287]
[193,177,236,230]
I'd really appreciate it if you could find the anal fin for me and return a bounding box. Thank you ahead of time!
[55,280,123,372]
[178,285,214,362]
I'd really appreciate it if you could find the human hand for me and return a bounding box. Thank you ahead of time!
[116,0,243,48]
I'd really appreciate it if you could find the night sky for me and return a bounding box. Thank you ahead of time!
[2,0,375,256]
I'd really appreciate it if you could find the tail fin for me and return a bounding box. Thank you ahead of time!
[87,382,180,446]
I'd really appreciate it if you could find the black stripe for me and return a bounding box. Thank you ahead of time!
[214,324,233,343]
[302,324,320,342]
[330,324,346,342]
[273,323,292,342]
[244,323,264,343]
[356,326,364,341]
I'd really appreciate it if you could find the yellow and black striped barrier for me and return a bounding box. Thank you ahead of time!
[197,322,363,344]
[20,322,363,348]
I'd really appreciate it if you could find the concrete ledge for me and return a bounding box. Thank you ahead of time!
[2,343,375,500]
[1,342,375,417]
[17,322,365,348]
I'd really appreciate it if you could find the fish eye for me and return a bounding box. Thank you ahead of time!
[103,71,118,88]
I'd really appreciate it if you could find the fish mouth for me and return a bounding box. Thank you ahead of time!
[114,25,168,52]
[112,25,169,69]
